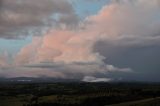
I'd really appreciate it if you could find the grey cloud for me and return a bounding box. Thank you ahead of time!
[0,0,79,39]
[21,61,132,79]
[94,40,160,82]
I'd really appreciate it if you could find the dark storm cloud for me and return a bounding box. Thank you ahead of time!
[94,40,160,81]
[0,0,79,39]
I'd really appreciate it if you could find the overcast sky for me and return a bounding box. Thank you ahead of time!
[0,0,160,82]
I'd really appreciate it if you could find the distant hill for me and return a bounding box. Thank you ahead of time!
[0,77,79,83]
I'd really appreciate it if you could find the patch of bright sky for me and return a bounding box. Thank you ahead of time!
[70,0,110,18]
[0,36,32,55]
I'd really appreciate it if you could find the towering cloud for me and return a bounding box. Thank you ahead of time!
[0,0,160,81]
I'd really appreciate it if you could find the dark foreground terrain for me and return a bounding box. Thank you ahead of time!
[0,81,160,106]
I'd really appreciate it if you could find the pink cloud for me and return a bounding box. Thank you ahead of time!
[0,52,9,67]
[3,0,160,78]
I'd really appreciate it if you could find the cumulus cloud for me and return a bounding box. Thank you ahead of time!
[0,0,79,39]
[14,28,132,79]
[85,0,160,41]
[0,52,8,67]
[1,0,160,81]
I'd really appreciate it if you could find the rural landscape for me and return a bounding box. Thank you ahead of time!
[0,0,160,106]
[0,79,160,106]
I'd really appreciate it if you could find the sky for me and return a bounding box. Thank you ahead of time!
[0,0,160,82]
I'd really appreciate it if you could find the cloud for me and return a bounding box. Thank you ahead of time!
[106,65,132,72]
[14,28,132,79]
[0,51,9,67]
[0,61,132,78]
[24,62,132,75]
[0,66,66,78]
[15,29,100,64]
[85,0,160,41]
[94,41,160,81]
[13,0,160,78]
[1,0,160,81]
[82,76,112,82]
[0,0,79,39]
